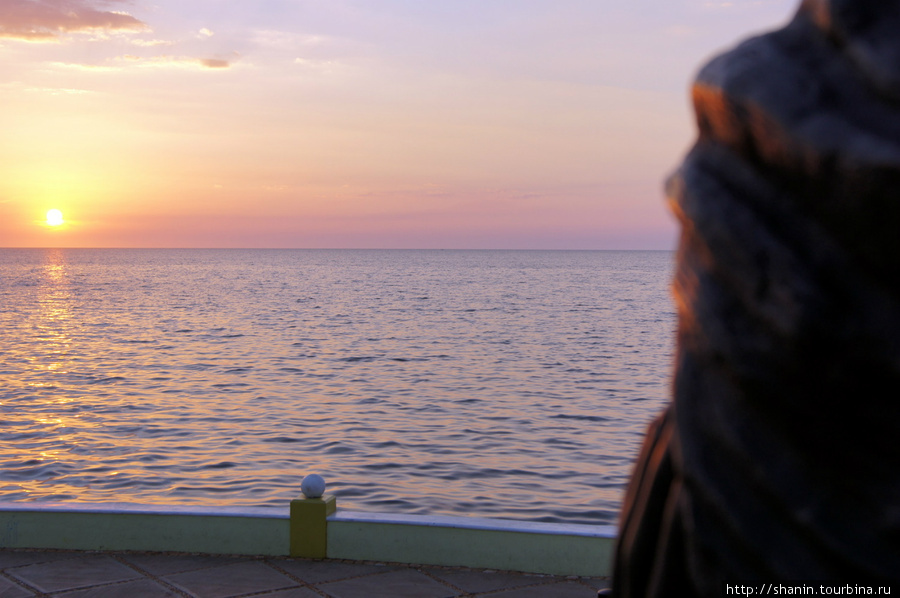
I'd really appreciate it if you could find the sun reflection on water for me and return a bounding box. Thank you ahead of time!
[36,249,75,361]
[4,249,92,499]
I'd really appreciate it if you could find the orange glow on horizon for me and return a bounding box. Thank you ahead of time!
[0,0,797,250]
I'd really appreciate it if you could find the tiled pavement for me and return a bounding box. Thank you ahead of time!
[0,549,610,597]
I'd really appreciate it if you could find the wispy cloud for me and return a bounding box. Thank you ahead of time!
[130,37,172,47]
[0,0,147,41]
[25,85,93,94]
[199,57,229,69]
[44,53,235,71]
[48,60,122,72]
[251,30,330,50]
[115,54,233,70]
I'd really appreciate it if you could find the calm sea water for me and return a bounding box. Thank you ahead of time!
[0,248,674,525]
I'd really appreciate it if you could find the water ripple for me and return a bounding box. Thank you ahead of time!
[0,248,675,525]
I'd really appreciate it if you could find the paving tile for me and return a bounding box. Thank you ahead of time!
[0,550,80,570]
[1,548,607,598]
[489,580,600,598]
[119,552,249,576]
[0,576,35,598]
[270,559,395,584]
[7,555,141,593]
[317,569,460,598]
[422,567,549,593]
[55,579,182,597]
[164,560,299,598]
[250,589,321,598]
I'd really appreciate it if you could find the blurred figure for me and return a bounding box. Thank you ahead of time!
[610,1,900,595]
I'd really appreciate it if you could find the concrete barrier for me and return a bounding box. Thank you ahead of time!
[0,498,616,576]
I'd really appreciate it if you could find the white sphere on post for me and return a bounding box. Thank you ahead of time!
[301,474,326,498]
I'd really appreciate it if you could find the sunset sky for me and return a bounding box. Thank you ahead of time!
[1,0,795,249]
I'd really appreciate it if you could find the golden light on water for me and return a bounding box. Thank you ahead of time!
[46,209,65,226]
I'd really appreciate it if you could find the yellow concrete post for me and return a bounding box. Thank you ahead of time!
[289,495,336,558]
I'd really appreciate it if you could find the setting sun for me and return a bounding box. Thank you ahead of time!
[46,209,64,227]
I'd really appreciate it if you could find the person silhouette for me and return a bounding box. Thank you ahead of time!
[608,1,900,595]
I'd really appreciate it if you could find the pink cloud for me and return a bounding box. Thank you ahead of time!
[0,0,146,41]
[199,57,230,69]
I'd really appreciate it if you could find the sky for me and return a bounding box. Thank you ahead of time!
[1,0,796,249]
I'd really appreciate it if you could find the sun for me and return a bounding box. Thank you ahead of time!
[46,209,65,226]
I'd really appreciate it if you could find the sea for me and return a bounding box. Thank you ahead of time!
[0,248,675,526]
